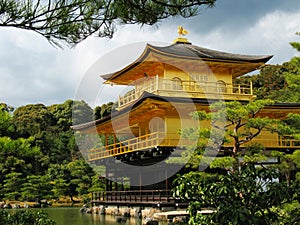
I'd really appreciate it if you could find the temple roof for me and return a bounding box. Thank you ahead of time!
[101,42,273,84]
[72,92,300,132]
[152,43,273,63]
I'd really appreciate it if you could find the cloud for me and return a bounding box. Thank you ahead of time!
[0,0,300,108]
[181,0,300,34]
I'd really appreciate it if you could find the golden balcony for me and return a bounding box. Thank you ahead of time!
[118,75,254,110]
[88,132,189,162]
[88,132,299,161]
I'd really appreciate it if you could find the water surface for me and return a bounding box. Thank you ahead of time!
[43,207,168,225]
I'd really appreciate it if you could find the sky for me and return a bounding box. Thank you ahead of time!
[1,0,300,109]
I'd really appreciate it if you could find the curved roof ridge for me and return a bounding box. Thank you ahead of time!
[150,43,273,63]
[100,42,273,83]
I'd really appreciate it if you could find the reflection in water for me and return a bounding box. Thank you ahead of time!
[42,207,168,225]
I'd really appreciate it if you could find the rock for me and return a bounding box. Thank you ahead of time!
[79,204,89,213]
[105,207,115,215]
[86,208,92,214]
[92,206,100,214]
[79,207,86,213]
[3,203,12,209]
[172,216,186,224]
[119,207,131,217]
[114,208,121,216]
[24,203,30,208]
[116,216,127,223]
[143,217,159,225]
[12,204,21,209]
[100,206,106,215]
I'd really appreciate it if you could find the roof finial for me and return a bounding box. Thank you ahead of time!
[177,26,189,37]
[173,26,191,44]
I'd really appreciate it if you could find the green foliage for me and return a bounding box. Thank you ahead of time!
[276,201,300,225]
[71,100,94,125]
[0,210,56,225]
[174,164,291,225]
[0,137,49,200]
[48,159,94,202]
[210,156,236,170]
[235,56,300,102]
[0,105,15,136]
[49,100,93,129]
[13,104,55,137]
[174,98,299,224]
[0,100,101,202]
[0,103,14,112]
[88,174,106,193]
[290,32,300,52]
[2,172,24,200]
[182,100,279,165]
[21,175,53,201]
[94,102,114,120]
[0,0,215,47]
[235,32,300,103]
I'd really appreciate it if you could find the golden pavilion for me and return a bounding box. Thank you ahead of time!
[73,31,300,206]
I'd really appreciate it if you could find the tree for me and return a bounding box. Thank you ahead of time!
[274,150,300,225]
[21,175,53,202]
[234,32,300,103]
[94,101,114,120]
[290,32,300,52]
[48,159,94,203]
[0,103,14,113]
[2,172,24,200]
[13,104,55,137]
[0,0,216,47]
[179,100,285,170]
[67,159,94,196]
[0,136,50,200]
[48,100,93,131]
[174,164,291,225]
[0,105,14,137]
[173,100,298,224]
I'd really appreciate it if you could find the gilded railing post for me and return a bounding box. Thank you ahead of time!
[250,81,253,95]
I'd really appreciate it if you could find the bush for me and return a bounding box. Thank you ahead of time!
[0,210,56,225]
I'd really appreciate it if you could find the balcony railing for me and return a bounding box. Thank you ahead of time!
[88,131,299,161]
[92,190,172,203]
[91,190,177,207]
[118,75,254,109]
[88,132,186,162]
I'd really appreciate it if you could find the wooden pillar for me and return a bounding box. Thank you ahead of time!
[113,134,116,154]
[114,181,118,191]
[105,178,109,191]
[139,124,142,137]
[109,180,113,191]
[139,171,142,192]
[105,134,108,147]
[105,166,109,191]
[121,177,124,191]
[165,169,168,193]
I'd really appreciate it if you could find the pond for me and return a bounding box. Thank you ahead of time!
[41,207,169,225]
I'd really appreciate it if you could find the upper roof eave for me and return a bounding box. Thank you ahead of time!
[72,91,300,133]
[100,42,273,83]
